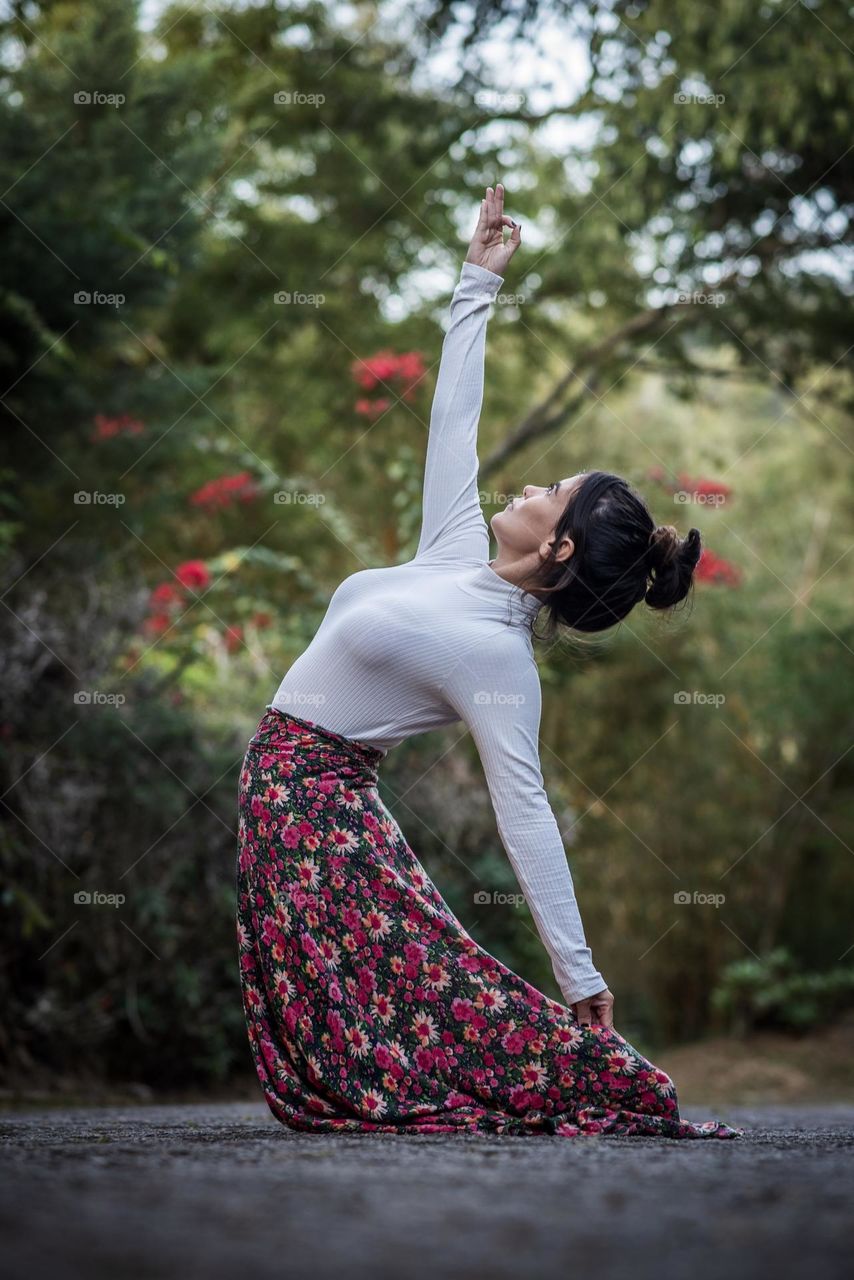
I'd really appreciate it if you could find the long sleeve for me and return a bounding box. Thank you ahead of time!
[441,637,607,1006]
[414,261,503,564]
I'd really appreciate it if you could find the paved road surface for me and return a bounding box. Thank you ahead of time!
[2,1103,852,1279]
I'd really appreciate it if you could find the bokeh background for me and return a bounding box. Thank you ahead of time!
[2,0,853,1105]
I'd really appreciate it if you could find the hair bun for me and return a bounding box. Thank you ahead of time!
[646,524,679,570]
[644,525,702,610]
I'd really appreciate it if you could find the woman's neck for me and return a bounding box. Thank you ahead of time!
[487,551,548,601]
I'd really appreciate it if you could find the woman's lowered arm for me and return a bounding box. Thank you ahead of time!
[441,636,614,1026]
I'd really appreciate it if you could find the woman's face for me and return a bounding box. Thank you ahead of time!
[491,472,585,559]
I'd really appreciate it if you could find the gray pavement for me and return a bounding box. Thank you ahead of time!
[1,1102,853,1280]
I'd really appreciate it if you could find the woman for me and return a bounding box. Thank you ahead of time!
[236,183,743,1139]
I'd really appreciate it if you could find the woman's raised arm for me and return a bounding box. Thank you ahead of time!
[414,185,522,564]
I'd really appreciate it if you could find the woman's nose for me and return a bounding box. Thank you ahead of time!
[522,485,532,499]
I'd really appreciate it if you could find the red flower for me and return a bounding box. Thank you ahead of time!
[150,582,183,607]
[175,560,211,591]
[188,471,259,510]
[351,349,426,416]
[143,613,172,635]
[696,548,741,586]
[675,471,732,502]
[352,350,400,390]
[224,624,244,653]
[355,397,391,419]
[252,611,273,629]
[91,413,145,442]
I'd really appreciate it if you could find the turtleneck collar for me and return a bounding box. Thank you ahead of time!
[467,559,544,628]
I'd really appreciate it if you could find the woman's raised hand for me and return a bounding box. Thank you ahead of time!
[464,182,522,276]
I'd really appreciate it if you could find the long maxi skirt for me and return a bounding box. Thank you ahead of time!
[236,706,743,1139]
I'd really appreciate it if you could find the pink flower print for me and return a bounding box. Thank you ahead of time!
[501,1029,527,1055]
[421,961,451,992]
[329,827,358,853]
[521,1063,548,1090]
[607,1047,639,1075]
[345,1024,371,1058]
[359,1088,388,1118]
[414,1046,434,1071]
[371,992,396,1023]
[411,1013,439,1045]
[451,997,475,1022]
[296,859,319,888]
[362,909,392,940]
[374,1044,394,1070]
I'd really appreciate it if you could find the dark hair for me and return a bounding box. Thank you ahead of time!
[520,470,702,636]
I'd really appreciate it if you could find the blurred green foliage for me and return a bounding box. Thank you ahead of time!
[1,0,853,1086]
[711,950,854,1035]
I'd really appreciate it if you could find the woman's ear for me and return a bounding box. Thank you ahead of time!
[543,534,574,564]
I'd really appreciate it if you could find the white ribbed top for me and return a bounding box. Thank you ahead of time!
[271,260,605,1005]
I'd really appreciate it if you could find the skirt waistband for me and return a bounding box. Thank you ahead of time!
[257,705,385,767]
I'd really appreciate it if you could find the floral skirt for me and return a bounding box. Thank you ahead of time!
[236,707,743,1140]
